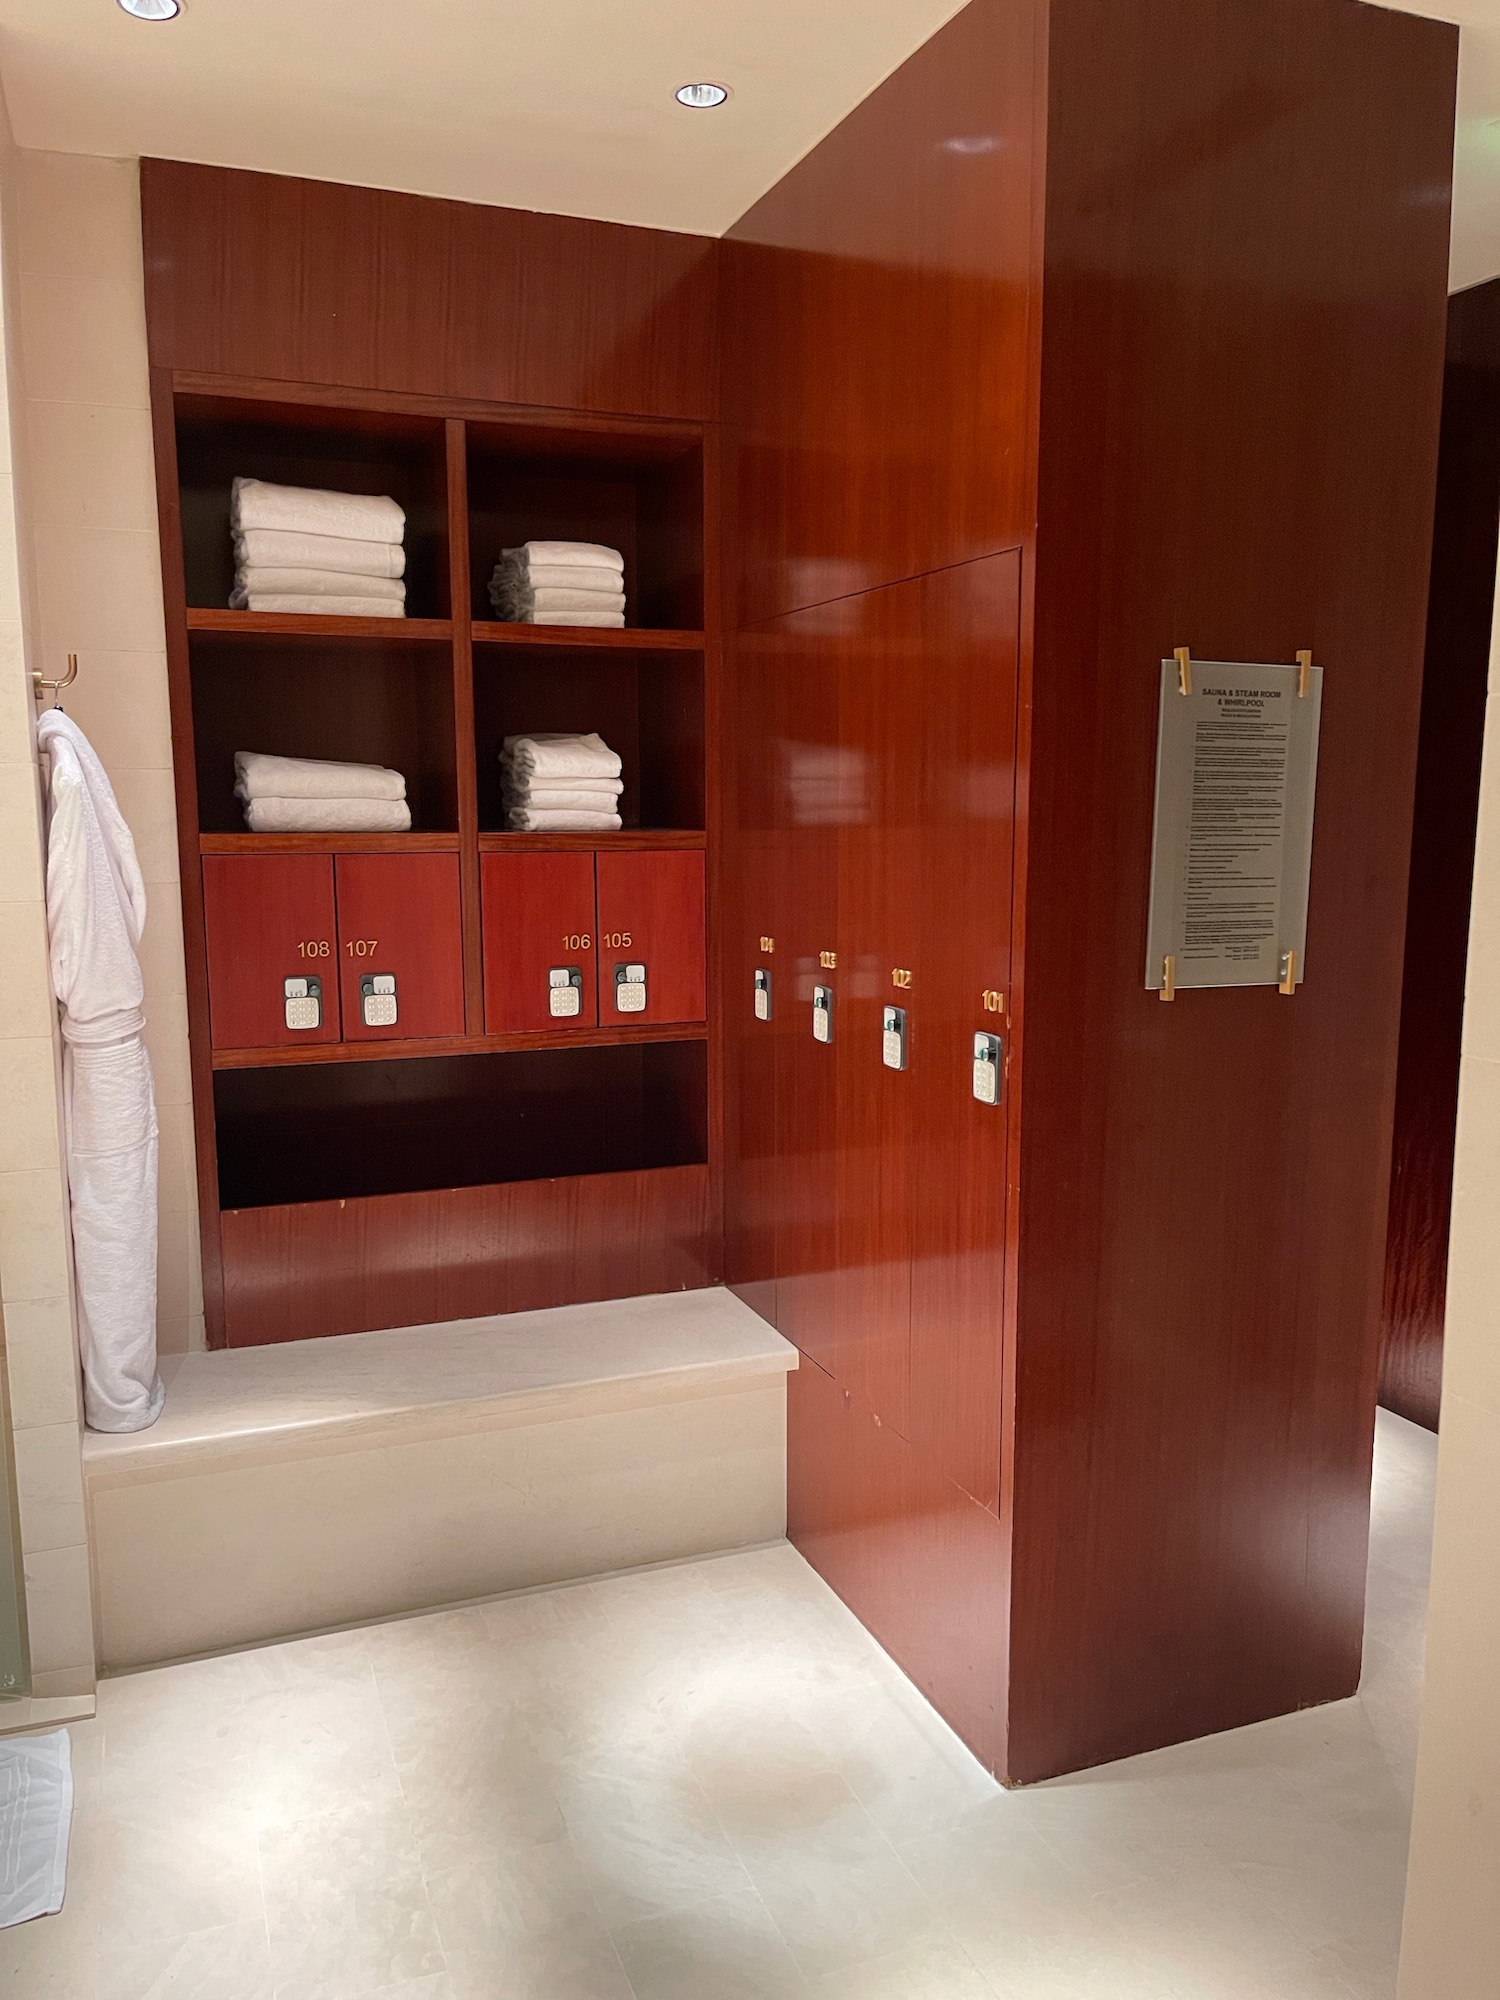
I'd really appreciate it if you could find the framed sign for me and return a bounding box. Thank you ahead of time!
[1145,652,1323,997]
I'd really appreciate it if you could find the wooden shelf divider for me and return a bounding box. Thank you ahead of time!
[200,831,460,855]
[187,608,453,642]
[471,621,703,652]
[211,1019,708,1070]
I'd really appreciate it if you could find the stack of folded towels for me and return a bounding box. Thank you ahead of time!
[234,751,411,833]
[488,542,625,627]
[231,478,407,618]
[501,734,623,831]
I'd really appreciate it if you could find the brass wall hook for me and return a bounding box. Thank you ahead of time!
[32,653,78,707]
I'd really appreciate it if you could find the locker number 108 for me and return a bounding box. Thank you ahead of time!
[296,939,331,957]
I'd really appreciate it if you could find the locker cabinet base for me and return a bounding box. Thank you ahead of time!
[218,1165,714,1345]
[82,1288,796,1670]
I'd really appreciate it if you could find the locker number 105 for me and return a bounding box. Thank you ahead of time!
[602,931,633,950]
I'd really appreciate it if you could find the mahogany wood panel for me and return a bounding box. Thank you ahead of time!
[1005,0,1458,1780]
[211,1022,706,1070]
[334,854,465,1043]
[219,1165,714,1346]
[595,851,706,1026]
[477,830,706,854]
[470,623,704,652]
[201,833,459,855]
[187,611,453,642]
[482,851,600,1033]
[1381,278,1500,1432]
[202,854,340,1050]
[787,1356,1009,1770]
[721,0,1041,628]
[141,160,717,421]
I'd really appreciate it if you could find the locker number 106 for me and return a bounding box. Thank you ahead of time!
[563,933,591,951]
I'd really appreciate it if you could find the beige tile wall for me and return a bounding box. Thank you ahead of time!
[0,113,95,1708]
[13,149,202,1357]
[1398,598,1500,1996]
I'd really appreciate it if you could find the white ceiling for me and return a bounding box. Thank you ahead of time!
[0,0,970,239]
[0,0,1494,284]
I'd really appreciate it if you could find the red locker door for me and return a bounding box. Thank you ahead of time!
[481,852,599,1033]
[595,851,706,1026]
[334,854,464,1042]
[202,855,340,1050]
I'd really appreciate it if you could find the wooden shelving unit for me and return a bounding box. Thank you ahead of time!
[155,380,716,1348]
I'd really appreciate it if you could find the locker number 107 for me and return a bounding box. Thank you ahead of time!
[345,939,380,957]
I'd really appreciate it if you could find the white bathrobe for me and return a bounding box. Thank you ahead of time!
[36,710,164,1433]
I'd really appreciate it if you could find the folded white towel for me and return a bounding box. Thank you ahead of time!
[509,787,626,814]
[515,564,623,593]
[232,477,405,543]
[528,610,626,628]
[234,528,405,578]
[505,775,623,798]
[243,797,412,833]
[232,569,406,605]
[233,593,407,618]
[506,541,623,573]
[514,588,626,616]
[507,807,623,831]
[235,752,407,803]
[503,733,623,781]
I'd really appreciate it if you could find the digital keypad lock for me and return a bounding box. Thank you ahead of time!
[754,968,772,1021]
[812,985,833,1043]
[614,962,648,1014]
[973,1031,1003,1105]
[882,1006,907,1071]
[360,973,398,1028]
[549,966,584,1018]
[283,975,322,1032]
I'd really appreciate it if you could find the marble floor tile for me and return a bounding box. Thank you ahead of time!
[611,1888,810,2000]
[258,1798,444,2000]
[7,1409,1433,2000]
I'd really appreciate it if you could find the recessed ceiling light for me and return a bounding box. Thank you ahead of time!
[118,0,180,17]
[676,82,729,109]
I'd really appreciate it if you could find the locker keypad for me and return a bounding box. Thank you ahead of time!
[754,968,772,1020]
[973,1031,1002,1104]
[614,963,648,1013]
[549,966,583,1018]
[883,1006,907,1070]
[283,975,322,1032]
[360,973,398,1028]
[812,985,833,1043]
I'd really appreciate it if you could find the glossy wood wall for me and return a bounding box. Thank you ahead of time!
[1381,279,1500,1433]
[721,0,1457,1781]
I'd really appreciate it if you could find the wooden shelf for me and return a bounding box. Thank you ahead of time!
[210,1020,708,1071]
[471,621,703,652]
[201,832,459,855]
[477,828,705,853]
[187,609,452,642]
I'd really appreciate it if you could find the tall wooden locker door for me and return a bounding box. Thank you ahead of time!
[595,851,706,1026]
[768,611,841,1382]
[906,551,1020,1510]
[831,578,923,1437]
[481,851,600,1033]
[334,854,465,1042]
[202,854,340,1050]
[724,625,782,1327]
